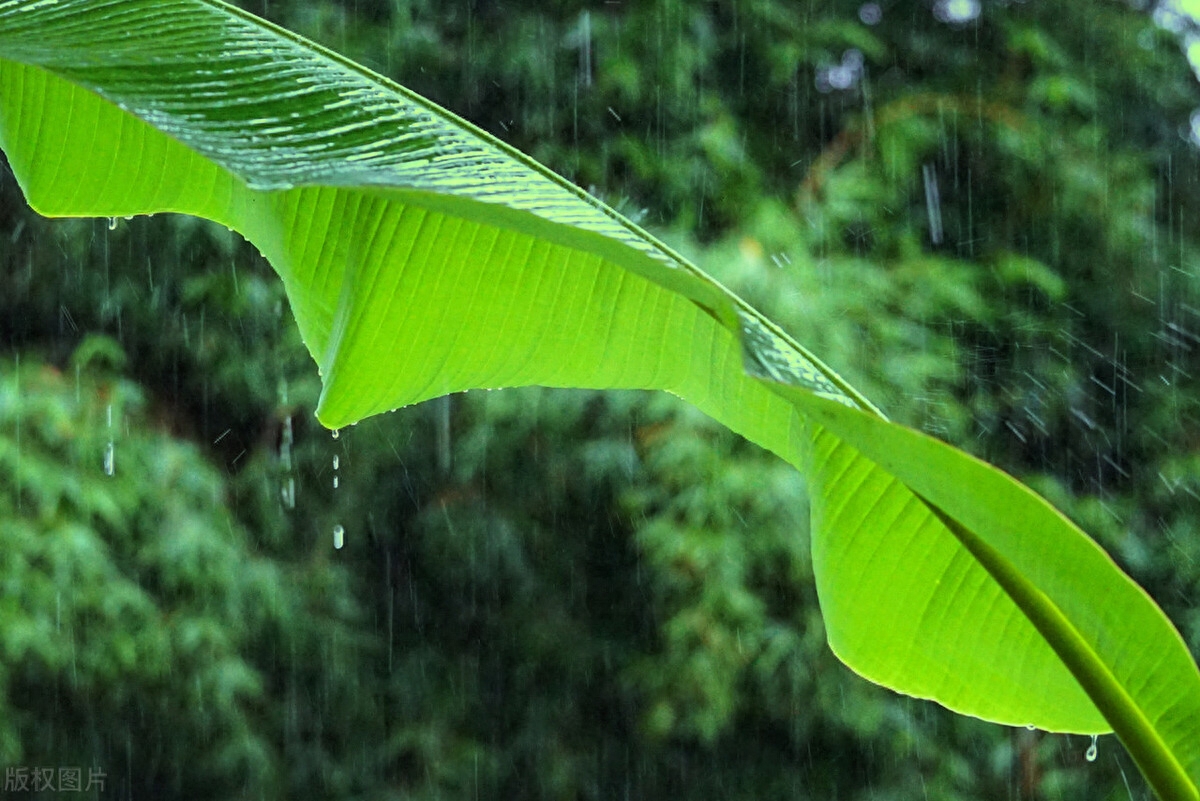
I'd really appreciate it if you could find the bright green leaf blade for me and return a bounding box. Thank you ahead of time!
[2,1,1198,783]
[778,387,1200,801]
[0,0,870,431]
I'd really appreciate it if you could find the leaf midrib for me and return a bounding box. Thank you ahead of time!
[923,497,1198,801]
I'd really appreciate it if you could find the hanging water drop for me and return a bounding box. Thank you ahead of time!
[333,524,345,549]
[331,428,340,440]
[1085,734,1098,762]
[107,217,118,231]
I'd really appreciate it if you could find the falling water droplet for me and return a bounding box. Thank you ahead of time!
[333,454,339,470]
[333,524,345,549]
[1085,735,1098,762]
[279,414,295,508]
[104,404,114,476]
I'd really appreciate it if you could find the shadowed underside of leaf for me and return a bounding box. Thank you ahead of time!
[1,1,1198,797]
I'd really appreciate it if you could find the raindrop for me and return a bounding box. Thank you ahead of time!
[333,524,345,549]
[923,163,944,245]
[104,403,114,476]
[280,414,295,508]
[436,395,452,477]
[578,10,592,89]
[280,416,293,469]
[1085,734,1098,762]
[332,453,340,490]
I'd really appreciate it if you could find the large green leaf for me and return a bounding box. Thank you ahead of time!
[778,388,1200,801]
[0,1,1197,797]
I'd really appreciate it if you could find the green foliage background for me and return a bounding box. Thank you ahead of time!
[2,0,1200,798]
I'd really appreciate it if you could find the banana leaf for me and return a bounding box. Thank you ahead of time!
[0,1,1196,797]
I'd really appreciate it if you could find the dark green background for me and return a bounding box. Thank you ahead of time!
[2,0,1199,798]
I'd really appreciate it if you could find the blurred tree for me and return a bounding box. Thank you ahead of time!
[2,0,1198,798]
